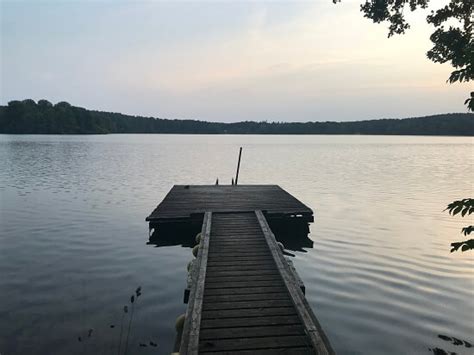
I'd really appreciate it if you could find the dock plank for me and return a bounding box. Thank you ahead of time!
[203,293,290,303]
[201,307,297,320]
[204,274,282,283]
[204,280,284,289]
[200,348,313,355]
[202,299,293,311]
[199,324,306,340]
[198,335,312,352]
[200,315,303,329]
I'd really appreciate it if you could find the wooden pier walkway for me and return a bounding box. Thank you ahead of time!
[180,211,333,354]
[147,185,333,354]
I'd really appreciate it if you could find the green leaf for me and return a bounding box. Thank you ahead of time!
[452,205,463,215]
[450,241,461,252]
[451,239,474,253]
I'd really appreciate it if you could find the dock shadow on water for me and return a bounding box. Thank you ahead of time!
[147,216,314,253]
[147,221,202,248]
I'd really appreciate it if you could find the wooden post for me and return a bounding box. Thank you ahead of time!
[235,147,242,185]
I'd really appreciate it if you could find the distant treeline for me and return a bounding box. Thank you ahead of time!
[0,99,473,135]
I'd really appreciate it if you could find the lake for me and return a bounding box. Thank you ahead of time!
[0,134,472,355]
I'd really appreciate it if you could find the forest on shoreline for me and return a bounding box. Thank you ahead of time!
[1,99,473,135]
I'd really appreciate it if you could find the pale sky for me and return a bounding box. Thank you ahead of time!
[0,0,471,122]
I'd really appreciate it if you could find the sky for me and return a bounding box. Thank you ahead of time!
[0,0,471,122]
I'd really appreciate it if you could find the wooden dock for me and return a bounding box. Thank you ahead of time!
[146,185,314,226]
[147,185,333,354]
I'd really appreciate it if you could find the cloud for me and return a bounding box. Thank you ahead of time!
[1,0,470,121]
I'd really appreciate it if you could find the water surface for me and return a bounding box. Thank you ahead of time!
[0,134,473,354]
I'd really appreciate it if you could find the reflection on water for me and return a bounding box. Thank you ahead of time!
[148,217,314,252]
[268,218,314,251]
[0,134,473,355]
[148,222,201,248]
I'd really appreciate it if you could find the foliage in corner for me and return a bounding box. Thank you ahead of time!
[445,199,474,252]
[333,0,474,111]
[332,0,473,253]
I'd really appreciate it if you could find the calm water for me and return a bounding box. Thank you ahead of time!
[0,134,473,355]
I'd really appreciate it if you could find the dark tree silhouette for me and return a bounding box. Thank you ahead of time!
[0,99,473,135]
[334,0,473,111]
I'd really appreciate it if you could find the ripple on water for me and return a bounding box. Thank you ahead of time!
[1,134,473,355]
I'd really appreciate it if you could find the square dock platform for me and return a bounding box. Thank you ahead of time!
[146,185,313,224]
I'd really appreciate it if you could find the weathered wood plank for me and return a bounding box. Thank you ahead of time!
[208,251,270,256]
[201,307,297,320]
[211,230,261,234]
[199,324,305,340]
[204,274,282,283]
[209,243,268,248]
[200,315,302,329]
[207,255,273,262]
[200,348,313,355]
[206,269,278,277]
[202,299,292,310]
[198,335,311,352]
[206,265,276,272]
[209,244,268,249]
[208,250,270,256]
[203,292,290,303]
[206,260,275,267]
[204,286,287,296]
[208,247,268,252]
[204,280,284,289]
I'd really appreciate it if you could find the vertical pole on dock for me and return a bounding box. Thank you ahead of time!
[235,147,242,185]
